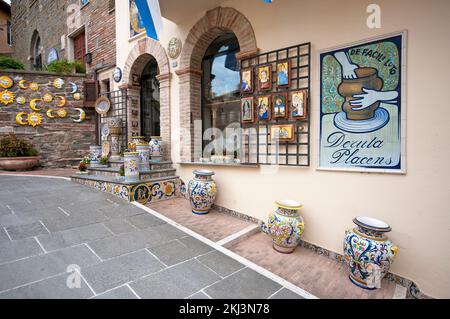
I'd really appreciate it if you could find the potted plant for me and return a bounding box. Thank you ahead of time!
[77,156,90,174]
[0,134,40,171]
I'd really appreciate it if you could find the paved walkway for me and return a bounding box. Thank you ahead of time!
[0,175,306,299]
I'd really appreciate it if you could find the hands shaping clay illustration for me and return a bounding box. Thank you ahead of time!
[331,50,398,133]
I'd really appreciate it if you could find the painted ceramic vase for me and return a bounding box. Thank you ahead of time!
[123,152,140,182]
[89,145,102,167]
[187,170,217,215]
[338,67,383,120]
[260,200,305,253]
[149,136,163,162]
[136,144,150,171]
[106,118,122,135]
[344,216,398,289]
[128,136,146,152]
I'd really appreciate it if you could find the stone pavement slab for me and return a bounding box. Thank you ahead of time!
[102,218,136,235]
[197,250,245,278]
[5,221,49,240]
[0,237,43,264]
[148,240,200,266]
[204,268,282,299]
[93,285,138,299]
[269,288,305,299]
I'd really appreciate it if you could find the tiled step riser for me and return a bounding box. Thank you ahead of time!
[71,176,184,204]
[89,170,175,179]
[110,162,173,170]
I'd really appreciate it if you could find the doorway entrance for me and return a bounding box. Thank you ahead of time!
[73,31,86,65]
[140,59,160,141]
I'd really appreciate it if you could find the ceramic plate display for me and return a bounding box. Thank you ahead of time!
[53,78,65,89]
[69,82,78,93]
[73,92,81,100]
[16,96,26,104]
[72,108,86,123]
[15,112,28,125]
[57,108,67,118]
[27,112,43,127]
[18,79,28,89]
[0,90,14,105]
[29,82,39,91]
[0,75,13,89]
[42,93,53,103]
[29,99,42,111]
[95,96,111,115]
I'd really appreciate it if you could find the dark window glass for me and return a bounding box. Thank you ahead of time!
[140,58,160,140]
[201,33,240,156]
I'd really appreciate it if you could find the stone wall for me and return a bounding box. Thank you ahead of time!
[11,0,67,69]
[0,70,96,167]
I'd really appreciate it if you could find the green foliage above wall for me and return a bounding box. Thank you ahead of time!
[0,56,25,70]
[45,59,86,74]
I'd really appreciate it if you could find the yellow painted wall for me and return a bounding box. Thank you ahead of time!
[116,0,450,298]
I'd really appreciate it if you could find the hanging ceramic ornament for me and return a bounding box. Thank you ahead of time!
[0,76,13,89]
[57,108,67,118]
[29,99,42,111]
[72,108,86,123]
[53,78,64,89]
[73,92,81,100]
[42,93,53,103]
[46,108,56,118]
[0,90,14,105]
[27,112,43,127]
[18,79,28,89]
[16,96,26,104]
[15,112,28,125]
[55,95,66,107]
[69,82,78,94]
[29,82,39,91]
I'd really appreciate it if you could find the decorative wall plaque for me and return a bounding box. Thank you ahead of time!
[113,67,122,83]
[95,96,111,115]
[167,37,182,59]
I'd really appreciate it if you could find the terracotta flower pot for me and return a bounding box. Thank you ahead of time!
[338,67,383,120]
[0,156,40,171]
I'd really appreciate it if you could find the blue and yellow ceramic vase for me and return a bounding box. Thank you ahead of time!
[123,152,140,182]
[344,217,398,289]
[187,170,217,214]
[260,200,305,253]
[89,145,102,168]
[149,136,163,162]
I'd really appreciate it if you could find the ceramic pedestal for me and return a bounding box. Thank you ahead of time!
[106,118,122,161]
[149,136,163,162]
[260,200,305,253]
[187,170,217,214]
[123,152,140,182]
[344,216,398,289]
[136,144,150,172]
[89,145,102,168]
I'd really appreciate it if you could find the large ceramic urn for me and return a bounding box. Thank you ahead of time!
[136,143,150,172]
[260,200,305,253]
[123,152,140,182]
[149,136,163,162]
[128,136,146,152]
[344,216,398,289]
[89,145,102,168]
[187,170,217,215]
[106,118,122,161]
[338,67,383,120]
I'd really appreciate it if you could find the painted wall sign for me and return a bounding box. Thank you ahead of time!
[319,32,406,173]
[130,0,145,38]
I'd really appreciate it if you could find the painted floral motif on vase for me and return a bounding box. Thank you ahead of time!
[187,170,217,215]
[124,152,140,182]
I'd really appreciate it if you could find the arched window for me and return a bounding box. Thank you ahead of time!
[31,31,43,70]
[140,58,160,140]
[201,33,240,156]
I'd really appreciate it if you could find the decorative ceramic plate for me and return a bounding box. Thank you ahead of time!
[55,95,66,107]
[0,76,13,89]
[18,80,28,89]
[27,112,43,127]
[29,99,42,111]
[15,112,28,125]
[53,78,65,89]
[16,96,26,104]
[46,108,56,118]
[0,90,14,105]
[29,82,39,91]
[72,108,86,123]
[57,108,67,118]
[333,108,390,134]
[73,92,81,100]
[95,96,111,115]
[42,93,53,103]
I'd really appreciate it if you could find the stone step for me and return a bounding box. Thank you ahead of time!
[87,166,176,179]
[109,160,173,170]
[71,173,184,204]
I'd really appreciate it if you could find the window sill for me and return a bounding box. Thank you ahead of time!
[178,162,259,168]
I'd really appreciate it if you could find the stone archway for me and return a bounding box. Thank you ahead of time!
[122,37,171,159]
[175,7,258,162]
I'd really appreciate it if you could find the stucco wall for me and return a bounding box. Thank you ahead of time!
[115,0,450,298]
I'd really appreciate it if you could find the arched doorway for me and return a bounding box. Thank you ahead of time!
[140,58,160,140]
[30,30,43,70]
[122,37,170,159]
[176,7,258,162]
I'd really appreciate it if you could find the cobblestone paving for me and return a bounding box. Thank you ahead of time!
[0,176,304,299]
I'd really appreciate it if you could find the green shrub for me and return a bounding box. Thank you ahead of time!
[45,59,86,75]
[0,56,25,70]
[100,156,109,165]
[0,134,38,157]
